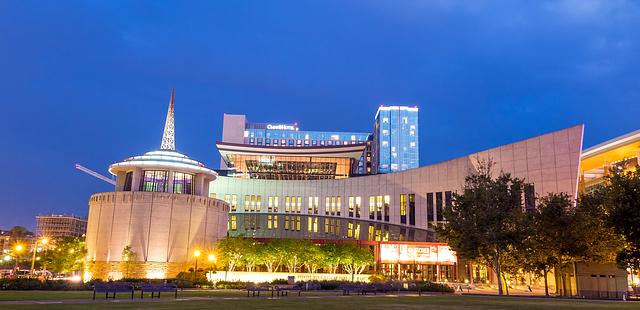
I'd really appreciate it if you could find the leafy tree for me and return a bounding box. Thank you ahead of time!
[216,236,252,271]
[243,242,263,272]
[280,239,310,273]
[262,241,285,273]
[320,243,343,274]
[301,243,325,273]
[40,237,86,275]
[601,165,640,271]
[340,244,373,280]
[121,245,138,278]
[436,160,527,295]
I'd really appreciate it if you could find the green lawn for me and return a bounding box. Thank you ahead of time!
[0,293,637,310]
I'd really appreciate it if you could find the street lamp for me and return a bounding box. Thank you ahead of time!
[193,250,201,279]
[13,244,24,271]
[31,237,49,276]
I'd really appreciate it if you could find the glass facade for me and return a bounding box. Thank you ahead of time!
[374,106,419,173]
[243,123,374,175]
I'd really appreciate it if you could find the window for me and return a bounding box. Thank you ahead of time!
[284,215,290,230]
[172,172,193,194]
[368,224,375,240]
[295,216,301,231]
[383,195,390,222]
[369,196,375,220]
[308,197,318,214]
[354,223,360,239]
[140,170,168,192]
[244,195,250,212]
[348,222,354,238]
[524,184,535,212]
[400,194,407,224]
[308,217,318,233]
[336,196,341,216]
[225,194,238,212]
[267,215,273,229]
[229,215,237,231]
[427,193,434,226]
[295,197,302,213]
[436,192,444,221]
[355,197,361,218]
[409,194,415,226]
[326,196,341,216]
[123,172,133,191]
[256,195,262,212]
[285,196,291,213]
[349,197,355,217]
[376,196,383,221]
[325,197,330,215]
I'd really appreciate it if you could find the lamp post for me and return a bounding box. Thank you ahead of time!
[30,237,49,276]
[13,244,24,272]
[193,250,201,280]
[207,254,216,285]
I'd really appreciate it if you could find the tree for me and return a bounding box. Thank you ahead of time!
[262,241,285,273]
[301,243,325,273]
[601,165,640,271]
[216,236,252,271]
[121,245,138,278]
[436,160,527,296]
[280,239,309,273]
[243,242,263,272]
[340,244,373,280]
[40,237,86,275]
[321,243,343,274]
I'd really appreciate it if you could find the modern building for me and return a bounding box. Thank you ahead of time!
[373,106,419,174]
[84,90,229,280]
[579,128,640,193]
[35,214,87,238]
[211,122,584,281]
[219,114,375,175]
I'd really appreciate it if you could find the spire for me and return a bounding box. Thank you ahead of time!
[160,88,175,150]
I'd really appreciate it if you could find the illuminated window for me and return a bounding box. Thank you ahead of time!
[285,196,291,213]
[336,197,341,216]
[325,197,330,215]
[384,195,390,222]
[308,197,318,214]
[354,223,360,239]
[348,222,354,238]
[368,224,374,240]
[140,170,168,192]
[296,197,302,213]
[268,215,273,229]
[284,215,290,230]
[244,195,250,212]
[230,215,237,231]
[349,197,355,217]
[409,194,415,226]
[376,196,383,221]
[400,194,407,224]
[369,196,375,220]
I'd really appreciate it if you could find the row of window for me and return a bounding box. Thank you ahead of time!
[135,170,193,194]
[229,215,394,241]
[247,138,365,147]
[223,193,420,225]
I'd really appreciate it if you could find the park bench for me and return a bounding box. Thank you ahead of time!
[246,284,272,297]
[140,282,178,299]
[339,284,364,295]
[272,284,302,297]
[93,282,134,300]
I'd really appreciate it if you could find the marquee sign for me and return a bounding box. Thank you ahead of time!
[379,243,457,265]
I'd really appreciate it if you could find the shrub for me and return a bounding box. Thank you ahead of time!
[0,279,93,290]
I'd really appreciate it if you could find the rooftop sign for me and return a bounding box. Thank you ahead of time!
[266,124,298,131]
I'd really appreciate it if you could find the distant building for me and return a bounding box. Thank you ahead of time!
[36,214,87,238]
[373,106,419,174]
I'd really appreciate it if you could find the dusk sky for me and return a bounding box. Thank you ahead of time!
[1,1,639,229]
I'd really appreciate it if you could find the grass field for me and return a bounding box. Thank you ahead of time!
[0,291,637,310]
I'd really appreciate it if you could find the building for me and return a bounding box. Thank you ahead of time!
[84,90,228,280]
[35,214,87,238]
[579,128,640,193]
[211,122,584,281]
[219,114,375,175]
[373,106,419,174]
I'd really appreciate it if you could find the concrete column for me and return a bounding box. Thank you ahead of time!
[115,171,127,191]
[132,168,142,192]
[167,171,175,193]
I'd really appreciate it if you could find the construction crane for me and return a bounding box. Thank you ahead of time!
[75,163,116,185]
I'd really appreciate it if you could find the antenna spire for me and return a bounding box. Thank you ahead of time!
[160,88,175,150]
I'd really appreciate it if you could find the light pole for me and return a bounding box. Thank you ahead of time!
[193,250,201,280]
[207,254,216,285]
[30,237,49,276]
[13,244,24,272]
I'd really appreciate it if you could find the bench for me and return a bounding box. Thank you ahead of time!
[272,284,302,297]
[140,282,178,299]
[93,282,134,300]
[339,284,364,295]
[246,284,272,297]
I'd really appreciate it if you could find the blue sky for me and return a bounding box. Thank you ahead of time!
[1,0,639,229]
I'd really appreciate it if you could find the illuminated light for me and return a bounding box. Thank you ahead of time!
[69,249,75,254]
[208,254,215,262]
[83,271,92,282]
[15,245,24,252]
[3,255,11,261]
[193,250,201,257]
[40,238,49,245]
[70,275,82,282]
[146,271,166,279]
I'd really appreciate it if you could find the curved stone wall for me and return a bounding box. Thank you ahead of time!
[85,191,228,280]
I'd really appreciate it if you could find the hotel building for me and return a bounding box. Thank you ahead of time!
[35,214,87,238]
